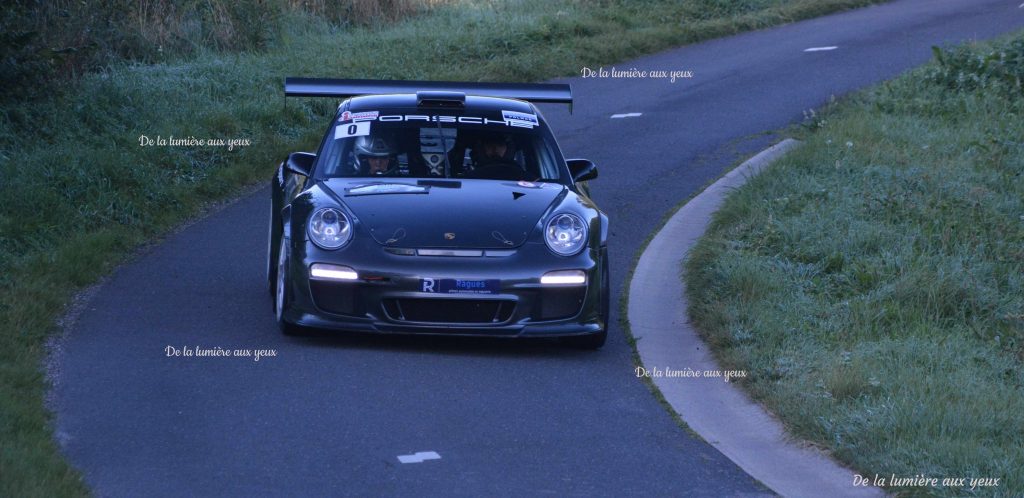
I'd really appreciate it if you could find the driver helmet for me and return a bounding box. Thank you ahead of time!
[354,135,396,175]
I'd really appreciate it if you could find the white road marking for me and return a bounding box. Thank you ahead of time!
[804,46,838,52]
[397,451,442,463]
[610,112,643,119]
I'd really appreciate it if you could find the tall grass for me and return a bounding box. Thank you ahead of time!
[687,32,1024,497]
[0,0,884,495]
[0,0,450,101]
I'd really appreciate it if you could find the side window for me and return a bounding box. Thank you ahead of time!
[539,140,556,178]
[320,136,363,177]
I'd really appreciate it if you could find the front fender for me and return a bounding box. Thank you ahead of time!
[599,212,609,247]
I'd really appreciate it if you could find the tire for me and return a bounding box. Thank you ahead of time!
[267,209,278,296]
[274,237,304,336]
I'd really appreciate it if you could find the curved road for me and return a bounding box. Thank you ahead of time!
[52,1,1023,496]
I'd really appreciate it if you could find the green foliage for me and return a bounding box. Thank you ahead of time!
[0,0,448,102]
[926,37,1024,95]
[0,0,886,495]
[687,31,1024,496]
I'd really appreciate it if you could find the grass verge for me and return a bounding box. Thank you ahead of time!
[1,0,884,495]
[686,32,1024,497]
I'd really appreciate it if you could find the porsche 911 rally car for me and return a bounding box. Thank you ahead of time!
[269,78,609,348]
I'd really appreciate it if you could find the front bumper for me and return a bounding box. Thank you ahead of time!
[281,238,605,337]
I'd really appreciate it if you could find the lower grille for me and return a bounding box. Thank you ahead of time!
[310,281,357,315]
[537,287,586,320]
[383,298,515,324]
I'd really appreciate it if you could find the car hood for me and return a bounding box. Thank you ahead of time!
[321,179,567,249]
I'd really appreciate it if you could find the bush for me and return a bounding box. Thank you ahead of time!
[926,37,1024,95]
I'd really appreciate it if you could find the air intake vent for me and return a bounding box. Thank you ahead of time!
[383,298,514,323]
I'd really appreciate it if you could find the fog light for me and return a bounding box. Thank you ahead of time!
[310,263,358,281]
[540,270,586,285]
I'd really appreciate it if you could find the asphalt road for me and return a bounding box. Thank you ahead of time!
[52,1,1024,496]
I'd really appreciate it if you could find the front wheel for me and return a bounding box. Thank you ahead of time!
[267,205,279,295]
[274,237,304,336]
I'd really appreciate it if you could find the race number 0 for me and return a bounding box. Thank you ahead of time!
[335,121,371,139]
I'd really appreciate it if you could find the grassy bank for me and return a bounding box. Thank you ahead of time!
[686,33,1024,496]
[1,0,884,495]
[0,0,451,101]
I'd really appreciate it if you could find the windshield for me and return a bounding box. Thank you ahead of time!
[314,108,566,182]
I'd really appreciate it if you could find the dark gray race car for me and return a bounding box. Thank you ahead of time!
[269,79,609,348]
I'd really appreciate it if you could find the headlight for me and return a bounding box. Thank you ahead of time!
[544,213,588,256]
[307,207,352,250]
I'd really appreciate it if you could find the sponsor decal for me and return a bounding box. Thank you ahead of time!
[345,114,537,129]
[421,278,500,294]
[502,110,539,128]
[338,110,380,122]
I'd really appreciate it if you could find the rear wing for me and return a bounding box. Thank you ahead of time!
[284,77,572,109]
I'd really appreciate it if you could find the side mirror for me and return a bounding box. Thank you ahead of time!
[567,158,598,182]
[285,152,316,176]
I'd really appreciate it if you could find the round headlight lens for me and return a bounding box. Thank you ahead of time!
[307,207,352,249]
[544,213,588,256]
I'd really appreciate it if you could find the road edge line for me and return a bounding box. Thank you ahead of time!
[627,138,885,498]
